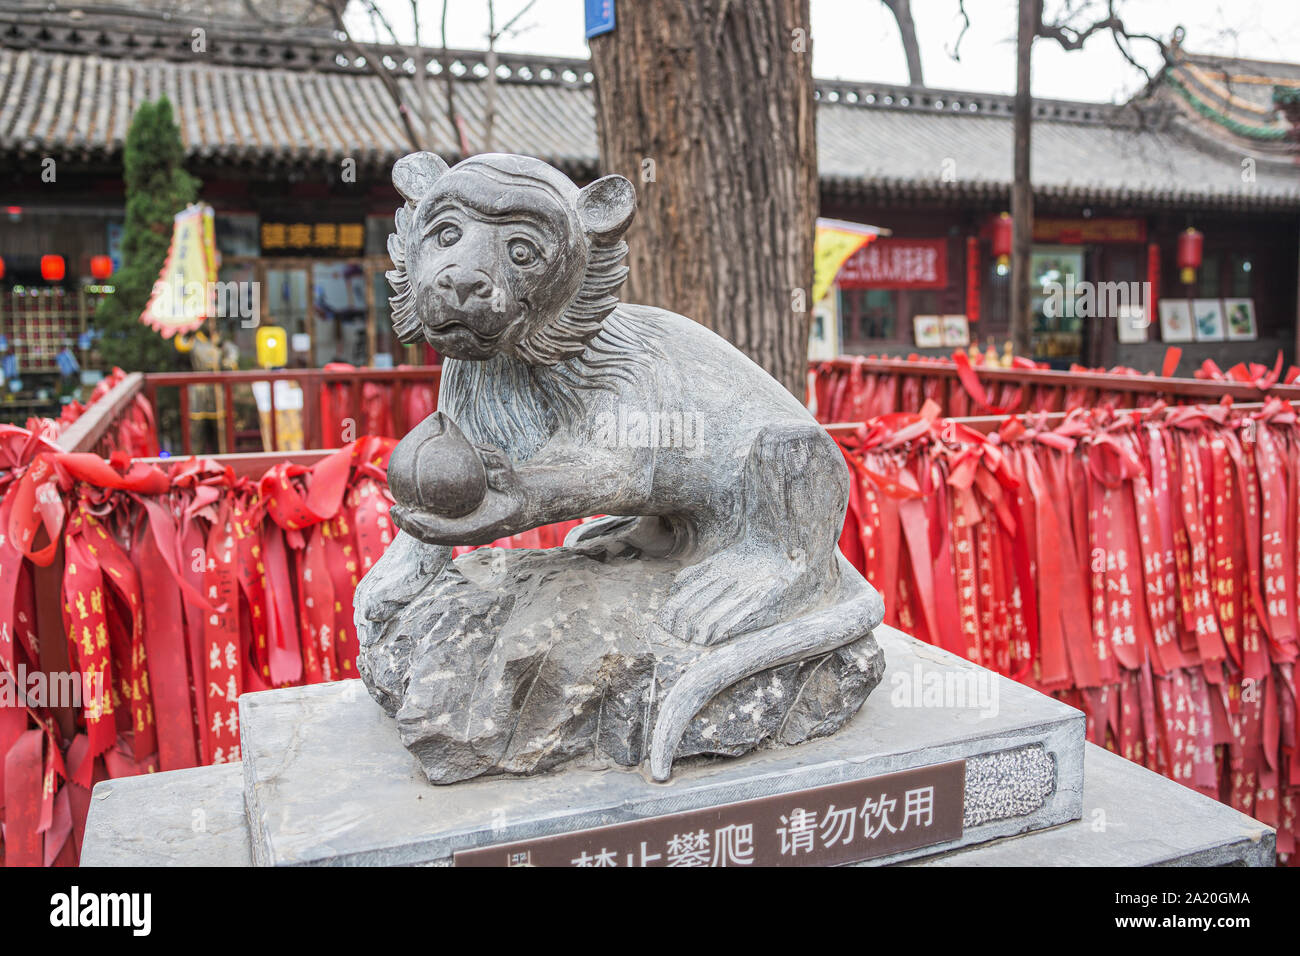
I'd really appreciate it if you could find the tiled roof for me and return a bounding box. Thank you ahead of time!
[0,46,602,178]
[815,83,1300,209]
[1,12,1297,210]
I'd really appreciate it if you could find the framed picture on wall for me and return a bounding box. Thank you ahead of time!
[1116,303,1149,344]
[913,315,943,348]
[1158,300,1194,343]
[1192,299,1226,342]
[1223,298,1257,341]
[940,315,970,347]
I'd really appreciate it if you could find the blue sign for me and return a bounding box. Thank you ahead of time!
[56,348,80,378]
[585,0,615,39]
[107,221,124,271]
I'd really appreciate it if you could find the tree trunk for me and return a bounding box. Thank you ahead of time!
[588,0,818,397]
[882,0,924,87]
[1009,0,1035,357]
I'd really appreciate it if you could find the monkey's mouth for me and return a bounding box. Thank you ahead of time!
[422,318,505,345]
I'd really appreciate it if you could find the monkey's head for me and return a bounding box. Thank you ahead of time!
[386,152,636,365]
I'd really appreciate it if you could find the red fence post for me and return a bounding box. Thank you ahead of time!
[179,386,192,456]
[393,380,406,438]
[223,382,236,455]
[268,378,279,452]
[350,378,363,445]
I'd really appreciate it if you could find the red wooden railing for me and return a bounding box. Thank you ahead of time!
[35,370,159,459]
[812,355,1300,422]
[141,366,442,455]
[49,356,1300,461]
[55,372,147,453]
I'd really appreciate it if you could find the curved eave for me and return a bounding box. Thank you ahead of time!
[819,176,1300,213]
[0,140,600,184]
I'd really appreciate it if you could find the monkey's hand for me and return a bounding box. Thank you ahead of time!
[389,444,529,546]
[353,530,450,631]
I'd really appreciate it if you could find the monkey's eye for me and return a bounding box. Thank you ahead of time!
[434,224,462,248]
[507,239,540,266]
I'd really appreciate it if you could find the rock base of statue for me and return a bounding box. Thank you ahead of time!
[357,544,885,784]
[80,623,1275,867]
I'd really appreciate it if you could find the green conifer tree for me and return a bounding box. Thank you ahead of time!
[94,97,200,371]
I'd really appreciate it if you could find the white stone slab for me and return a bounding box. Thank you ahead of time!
[81,763,251,867]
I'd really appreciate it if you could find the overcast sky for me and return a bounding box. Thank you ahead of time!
[352,0,1298,103]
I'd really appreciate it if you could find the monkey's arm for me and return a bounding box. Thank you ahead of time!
[390,442,652,546]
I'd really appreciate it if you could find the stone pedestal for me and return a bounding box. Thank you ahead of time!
[81,764,251,867]
[80,625,1275,867]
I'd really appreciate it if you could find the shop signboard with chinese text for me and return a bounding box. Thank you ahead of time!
[1033,218,1146,244]
[260,222,366,256]
[836,238,948,290]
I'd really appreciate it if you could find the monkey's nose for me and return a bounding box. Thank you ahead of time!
[437,271,493,306]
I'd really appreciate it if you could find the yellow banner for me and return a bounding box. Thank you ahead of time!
[813,218,882,304]
[141,204,219,338]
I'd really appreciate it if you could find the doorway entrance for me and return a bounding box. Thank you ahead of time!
[221,255,413,368]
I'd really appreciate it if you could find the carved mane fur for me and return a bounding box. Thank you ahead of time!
[437,310,667,462]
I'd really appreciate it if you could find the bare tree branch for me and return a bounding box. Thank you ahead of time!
[946,0,971,62]
[236,0,434,150]
[486,0,498,152]
[880,0,924,87]
[482,2,539,153]
[238,0,319,29]
[441,0,473,156]
[497,0,540,38]
[360,0,406,46]
[1036,0,1171,77]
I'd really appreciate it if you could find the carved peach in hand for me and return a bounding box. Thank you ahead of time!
[386,411,488,517]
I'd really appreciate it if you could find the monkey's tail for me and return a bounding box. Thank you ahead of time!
[647,561,885,782]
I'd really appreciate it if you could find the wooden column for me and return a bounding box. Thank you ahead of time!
[365,259,377,366]
[1009,0,1036,357]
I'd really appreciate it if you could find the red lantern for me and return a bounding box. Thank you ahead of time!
[90,255,114,280]
[41,255,66,282]
[1177,227,1203,285]
[991,212,1013,272]
[0,256,5,280]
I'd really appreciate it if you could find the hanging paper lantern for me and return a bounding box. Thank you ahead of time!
[0,255,5,280]
[1177,227,1203,285]
[991,212,1013,274]
[40,255,66,282]
[90,255,114,280]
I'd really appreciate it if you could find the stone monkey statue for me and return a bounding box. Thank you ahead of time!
[355,152,883,782]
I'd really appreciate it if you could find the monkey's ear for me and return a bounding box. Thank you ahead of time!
[393,152,450,205]
[577,175,636,240]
